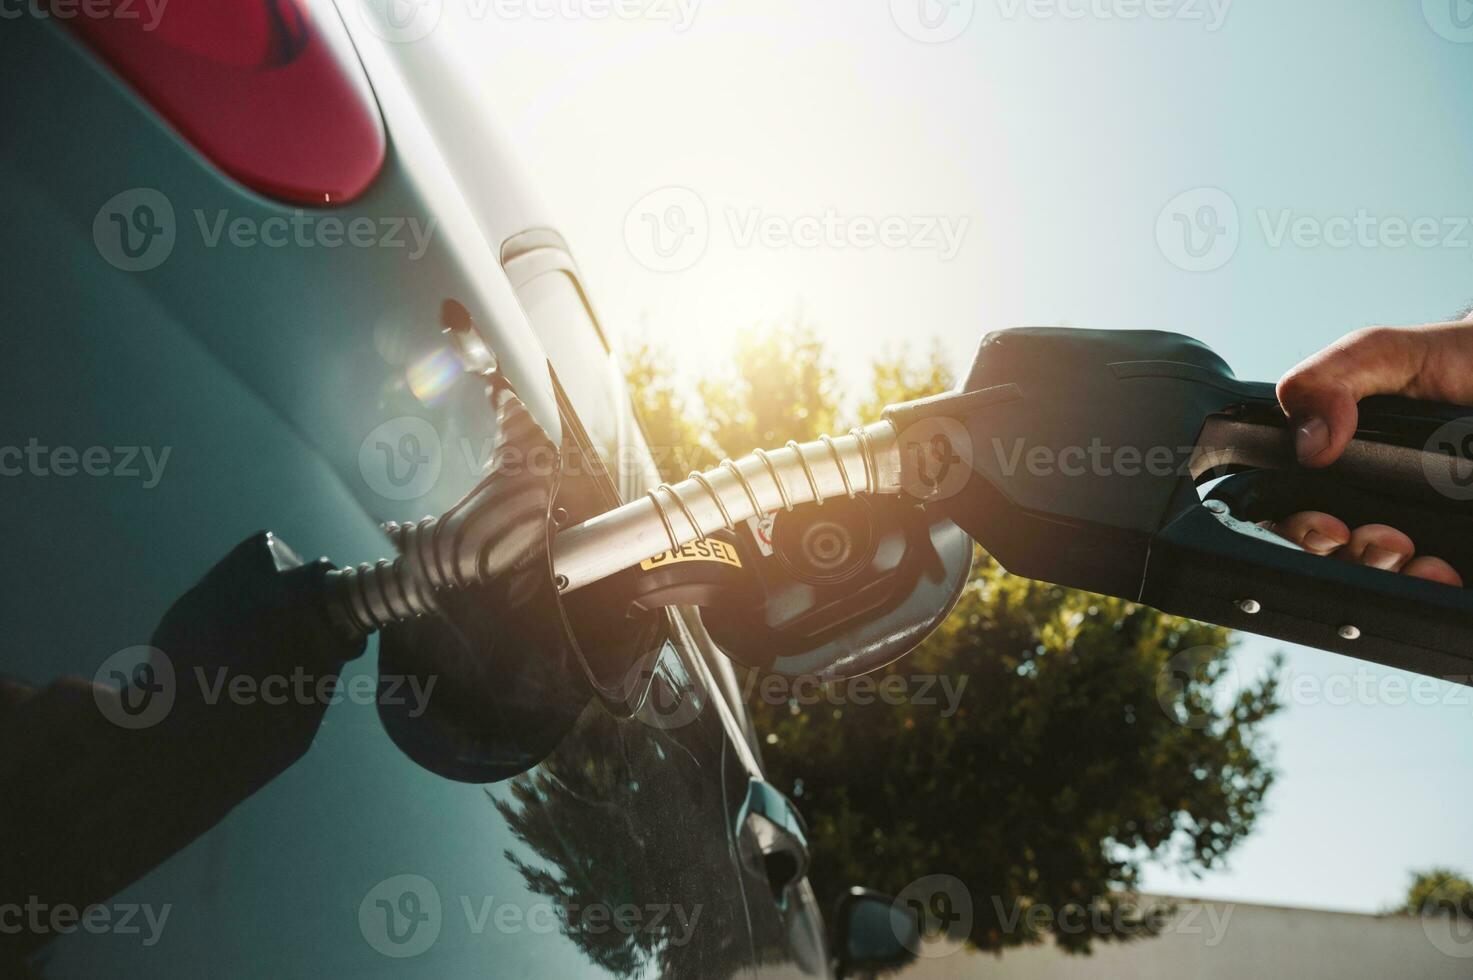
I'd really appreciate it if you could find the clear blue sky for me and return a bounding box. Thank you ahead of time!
[450,0,1473,913]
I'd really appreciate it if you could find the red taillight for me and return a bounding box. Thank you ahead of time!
[65,0,386,206]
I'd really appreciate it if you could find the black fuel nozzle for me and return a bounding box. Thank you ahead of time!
[882,327,1473,684]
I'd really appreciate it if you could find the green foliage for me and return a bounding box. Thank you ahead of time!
[626,326,1283,955]
[856,339,955,422]
[623,342,712,485]
[752,561,1279,953]
[697,324,840,454]
[1404,869,1473,918]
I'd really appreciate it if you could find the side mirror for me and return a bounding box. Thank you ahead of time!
[833,888,919,979]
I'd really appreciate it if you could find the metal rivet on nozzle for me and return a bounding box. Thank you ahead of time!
[1236,599,1262,615]
[1338,624,1361,641]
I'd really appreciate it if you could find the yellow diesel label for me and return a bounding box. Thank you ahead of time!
[640,539,743,571]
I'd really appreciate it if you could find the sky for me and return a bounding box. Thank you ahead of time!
[442,0,1473,914]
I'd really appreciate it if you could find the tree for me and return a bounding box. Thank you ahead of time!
[626,325,1282,955]
[1403,869,1473,918]
[698,324,839,456]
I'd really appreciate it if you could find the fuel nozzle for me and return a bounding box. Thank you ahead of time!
[323,395,907,640]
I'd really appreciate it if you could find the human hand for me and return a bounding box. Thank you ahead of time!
[1271,319,1473,586]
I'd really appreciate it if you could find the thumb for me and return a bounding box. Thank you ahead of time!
[1276,325,1439,467]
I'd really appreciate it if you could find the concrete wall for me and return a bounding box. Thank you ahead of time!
[896,898,1473,979]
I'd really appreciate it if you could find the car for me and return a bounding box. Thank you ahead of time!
[0,1,920,976]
